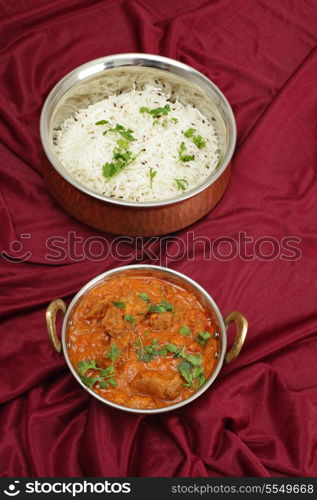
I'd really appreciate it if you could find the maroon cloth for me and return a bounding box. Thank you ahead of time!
[1,0,317,477]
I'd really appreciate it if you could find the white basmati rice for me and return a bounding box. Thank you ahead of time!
[54,85,220,202]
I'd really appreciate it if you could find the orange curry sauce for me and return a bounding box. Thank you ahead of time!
[67,275,220,409]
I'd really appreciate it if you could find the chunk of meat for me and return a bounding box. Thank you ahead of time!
[84,300,109,320]
[149,311,174,330]
[100,305,134,336]
[129,371,182,400]
[121,291,148,323]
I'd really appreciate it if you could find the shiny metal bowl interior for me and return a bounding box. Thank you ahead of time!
[62,265,227,414]
[40,53,236,208]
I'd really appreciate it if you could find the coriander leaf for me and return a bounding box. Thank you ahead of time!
[108,378,118,388]
[78,359,97,376]
[124,314,136,324]
[195,330,211,346]
[80,375,105,389]
[149,104,170,118]
[95,119,109,125]
[102,162,121,179]
[116,138,129,149]
[161,300,173,311]
[149,300,173,313]
[192,365,204,378]
[113,301,126,309]
[149,304,167,313]
[175,178,189,190]
[99,365,115,377]
[166,343,179,353]
[192,135,206,149]
[158,348,167,356]
[199,331,211,340]
[179,325,192,336]
[184,128,196,138]
[171,117,178,124]
[141,104,171,119]
[177,360,194,387]
[195,337,206,346]
[178,346,187,359]
[113,148,133,162]
[106,344,120,362]
[119,129,135,141]
[197,374,206,387]
[104,124,135,141]
[98,378,108,389]
[139,292,150,303]
[149,168,157,188]
[186,353,202,367]
[181,155,195,162]
[178,142,195,162]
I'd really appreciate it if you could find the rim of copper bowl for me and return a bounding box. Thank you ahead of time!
[40,53,237,208]
[61,264,227,414]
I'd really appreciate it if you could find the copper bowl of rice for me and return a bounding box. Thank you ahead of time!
[40,53,236,236]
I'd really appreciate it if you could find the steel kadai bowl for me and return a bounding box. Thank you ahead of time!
[46,265,248,414]
[40,53,236,237]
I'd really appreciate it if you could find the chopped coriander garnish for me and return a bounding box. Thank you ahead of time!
[149,168,157,188]
[80,375,108,389]
[149,300,173,313]
[179,325,192,336]
[78,359,118,389]
[113,301,126,309]
[186,353,202,366]
[176,351,204,387]
[139,292,150,303]
[95,119,109,125]
[139,104,171,119]
[184,128,196,138]
[177,359,194,387]
[106,344,120,362]
[175,178,189,190]
[150,105,170,118]
[183,129,206,149]
[166,343,178,353]
[107,378,118,388]
[103,124,136,142]
[136,337,164,362]
[200,331,211,340]
[149,304,167,313]
[178,142,195,162]
[177,346,187,359]
[102,148,142,180]
[124,314,136,324]
[161,300,173,311]
[195,330,211,346]
[78,359,97,376]
[133,339,207,386]
[99,365,115,377]
[116,138,129,149]
[171,117,179,124]
[192,135,206,149]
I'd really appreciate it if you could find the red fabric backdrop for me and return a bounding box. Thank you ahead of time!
[1,0,317,477]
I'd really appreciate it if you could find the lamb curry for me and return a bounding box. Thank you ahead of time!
[67,274,221,409]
